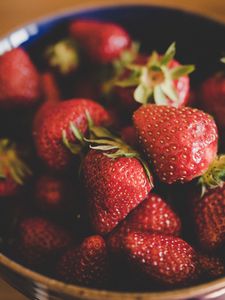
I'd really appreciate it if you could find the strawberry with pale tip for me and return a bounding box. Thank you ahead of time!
[115,42,195,108]
[0,139,31,197]
[108,193,181,254]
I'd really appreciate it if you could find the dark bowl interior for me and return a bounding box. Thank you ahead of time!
[0,3,225,300]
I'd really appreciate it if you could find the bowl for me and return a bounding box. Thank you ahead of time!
[0,2,225,300]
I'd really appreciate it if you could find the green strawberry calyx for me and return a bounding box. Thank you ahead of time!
[0,139,32,185]
[101,42,140,95]
[45,39,79,75]
[115,42,195,107]
[62,112,153,187]
[199,155,225,196]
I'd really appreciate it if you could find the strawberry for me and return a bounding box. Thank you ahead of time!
[33,99,111,171]
[0,48,41,108]
[69,20,131,64]
[123,232,198,287]
[34,175,74,215]
[108,193,181,254]
[16,217,72,268]
[200,72,225,128]
[33,72,60,132]
[198,253,225,280]
[41,72,60,102]
[115,43,194,109]
[57,235,110,287]
[133,104,218,184]
[83,149,152,235]
[194,183,225,251]
[120,126,137,148]
[0,139,31,197]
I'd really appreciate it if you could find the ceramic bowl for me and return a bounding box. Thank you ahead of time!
[0,2,225,300]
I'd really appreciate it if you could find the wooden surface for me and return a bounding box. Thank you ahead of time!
[0,0,224,299]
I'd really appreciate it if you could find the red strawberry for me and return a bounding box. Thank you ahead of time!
[33,72,60,132]
[115,43,194,110]
[57,235,109,287]
[41,72,60,102]
[124,232,198,286]
[0,48,41,108]
[35,175,74,215]
[198,253,225,280]
[33,99,111,171]
[0,139,31,197]
[108,193,181,254]
[133,104,218,184]
[194,184,225,251]
[16,217,72,268]
[82,149,152,235]
[200,72,225,128]
[120,126,137,148]
[70,20,131,64]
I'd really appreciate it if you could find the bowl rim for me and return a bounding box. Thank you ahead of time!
[0,1,225,299]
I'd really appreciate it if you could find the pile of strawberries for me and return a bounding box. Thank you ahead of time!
[0,19,225,292]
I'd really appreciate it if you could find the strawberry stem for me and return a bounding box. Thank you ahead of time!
[199,155,225,196]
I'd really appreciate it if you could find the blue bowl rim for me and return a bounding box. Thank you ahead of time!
[0,2,225,299]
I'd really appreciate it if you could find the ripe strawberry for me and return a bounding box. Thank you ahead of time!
[0,139,31,197]
[108,193,181,254]
[57,235,109,287]
[41,72,60,102]
[198,253,225,280]
[115,43,194,109]
[33,72,60,132]
[33,99,111,171]
[194,184,225,251]
[34,175,74,215]
[200,72,225,128]
[16,217,72,268]
[0,48,41,108]
[120,126,137,148]
[69,20,131,64]
[133,104,218,184]
[124,232,198,287]
[82,149,152,235]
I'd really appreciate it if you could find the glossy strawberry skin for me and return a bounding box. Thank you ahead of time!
[194,185,225,251]
[0,48,41,108]
[115,57,190,112]
[133,105,218,184]
[57,235,109,287]
[16,217,72,268]
[70,20,131,64]
[33,99,111,171]
[124,232,198,287]
[108,193,181,254]
[82,150,152,235]
[200,72,225,128]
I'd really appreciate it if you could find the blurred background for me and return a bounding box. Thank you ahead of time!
[0,0,224,299]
